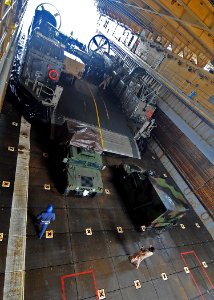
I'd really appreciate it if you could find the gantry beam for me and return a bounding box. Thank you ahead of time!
[138,0,214,63]
[125,0,213,56]
[144,0,214,56]
[97,0,213,64]
[120,0,213,32]
[126,0,211,61]
[178,0,214,34]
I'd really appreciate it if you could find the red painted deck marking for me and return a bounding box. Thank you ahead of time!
[180,251,214,300]
[193,252,214,289]
[61,269,99,300]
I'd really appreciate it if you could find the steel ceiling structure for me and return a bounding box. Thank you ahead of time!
[97,0,214,67]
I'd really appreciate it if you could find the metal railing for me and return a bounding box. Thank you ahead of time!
[0,0,28,59]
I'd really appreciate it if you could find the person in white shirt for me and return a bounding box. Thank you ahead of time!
[129,245,155,269]
[99,73,112,90]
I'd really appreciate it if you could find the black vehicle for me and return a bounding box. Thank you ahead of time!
[16,3,112,121]
[114,164,189,231]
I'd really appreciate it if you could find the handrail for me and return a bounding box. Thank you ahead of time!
[0,32,7,46]
[0,0,18,25]
[0,0,29,58]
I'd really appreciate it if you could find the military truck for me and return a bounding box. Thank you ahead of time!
[54,119,104,197]
[62,145,103,197]
[114,164,189,231]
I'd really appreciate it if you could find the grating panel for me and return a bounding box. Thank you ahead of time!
[153,274,188,300]
[25,234,72,270]
[106,230,141,257]
[71,232,110,262]
[121,282,158,300]
[112,255,151,289]
[68,208,103,232]
[74,258,119,299]
[25,264,75,300]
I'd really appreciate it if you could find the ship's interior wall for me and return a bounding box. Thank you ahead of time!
[133,40,214,115]
[153,109,214,216]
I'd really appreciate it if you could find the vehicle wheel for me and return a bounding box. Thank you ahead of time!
[34,3,62,30]
[63,187,70,196]
[88,34,110,54]
[89,192,97,198]
[137,138,147,157]
[71,77,76,86]
[75,191,83,197]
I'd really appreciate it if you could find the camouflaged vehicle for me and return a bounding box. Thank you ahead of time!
[62,146,103,197]
[116,164,189,231]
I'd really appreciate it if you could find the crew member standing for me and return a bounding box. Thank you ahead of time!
[99,60,114,90]
[129,245,155,269]
[36,204,55,239]
[188,90,197,99]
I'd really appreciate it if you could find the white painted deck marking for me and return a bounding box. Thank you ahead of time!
[161,273,168,280]
[0,233,3,241]
[202,261,208,268]
[117,227,123,233]
[2,181,10,188]
[134,280,141,289]
[44,184,51,190]
[46,230,54,239]
[8,146,15,152]
[86,228,92,235]
[3,117,31,300]
[98,289,106,299]
[180,224,186,229]
[104,188,110,195]
[141,225,146,231]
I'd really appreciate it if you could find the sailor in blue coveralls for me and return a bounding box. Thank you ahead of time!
[37,204,55,239]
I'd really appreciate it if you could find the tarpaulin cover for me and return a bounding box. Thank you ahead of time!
[55,119,103,153]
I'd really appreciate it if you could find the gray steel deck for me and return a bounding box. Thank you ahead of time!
[57,79,140,158]
[0,94,214,300]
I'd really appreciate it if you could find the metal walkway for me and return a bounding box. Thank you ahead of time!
[109,37,214,127]
[102,128,140,158]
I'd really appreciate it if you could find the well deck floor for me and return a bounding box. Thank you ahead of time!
[0,92,213,300]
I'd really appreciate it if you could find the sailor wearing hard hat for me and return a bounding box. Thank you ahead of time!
[36,204,56,239]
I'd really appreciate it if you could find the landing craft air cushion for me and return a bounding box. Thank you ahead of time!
[15,4,189,226]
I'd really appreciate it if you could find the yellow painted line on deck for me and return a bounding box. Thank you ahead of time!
[83,98,87,113]
[102,98,110,120]
[87,84,104,150]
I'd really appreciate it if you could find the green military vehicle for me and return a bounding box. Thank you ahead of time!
[115,164,189,231]
[54,119,104,197]
[62,145,103,197]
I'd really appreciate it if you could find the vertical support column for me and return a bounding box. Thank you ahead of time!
[0,0,6,37]
[3,117,31,300]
